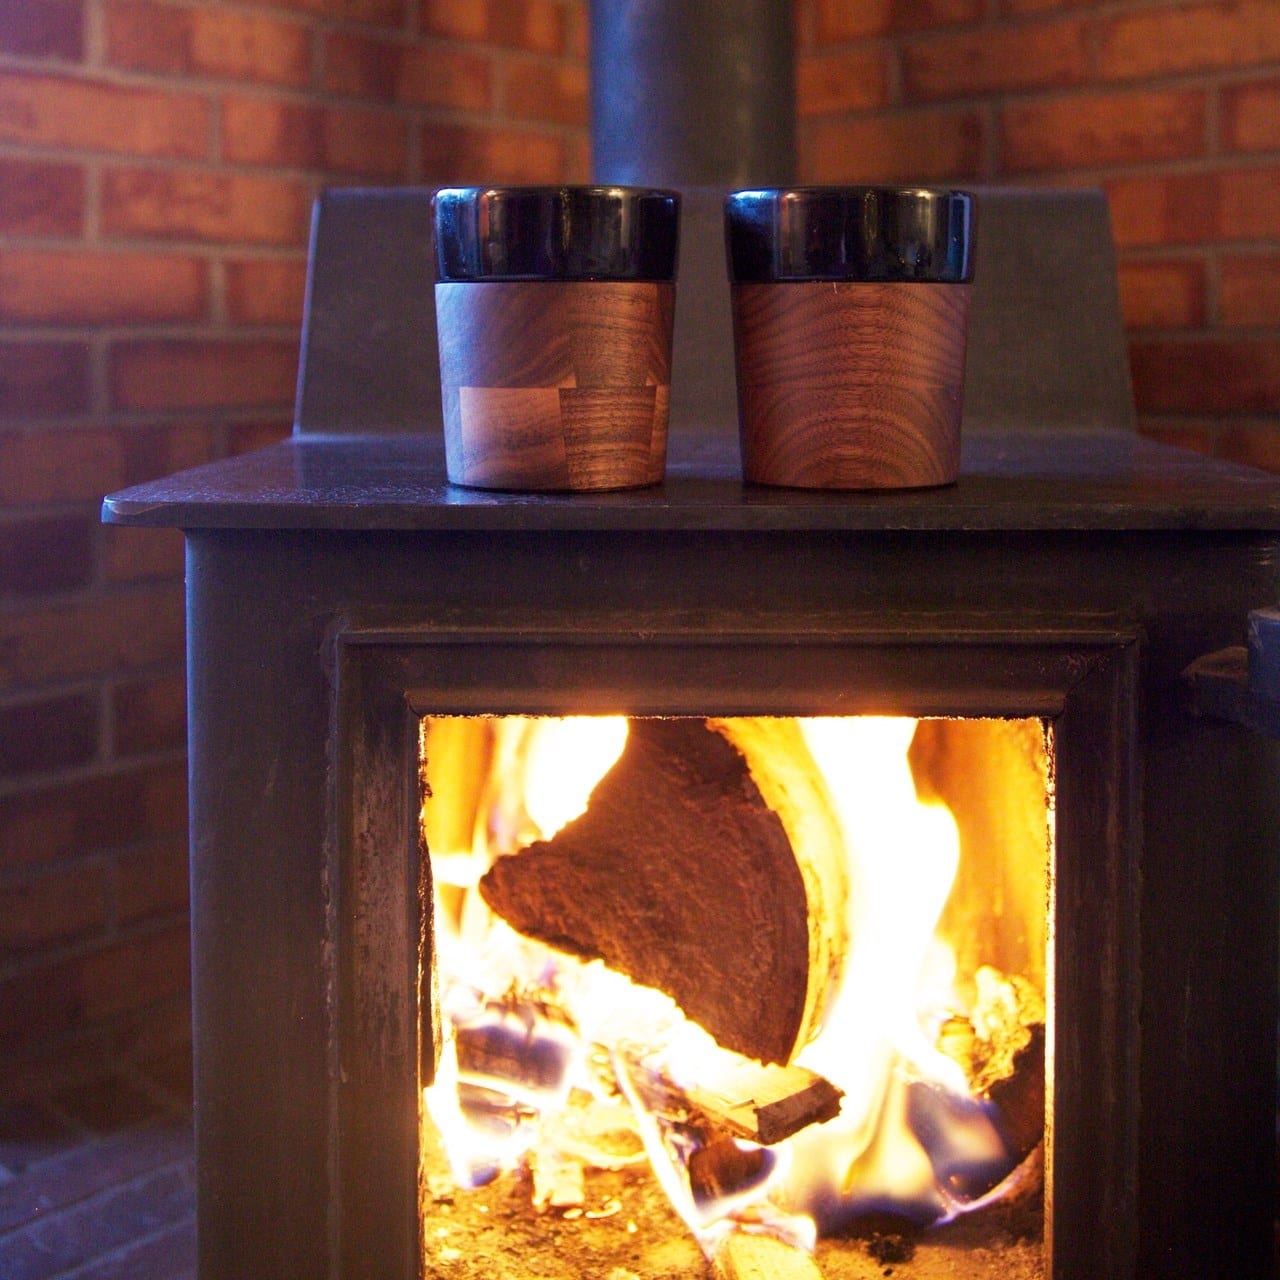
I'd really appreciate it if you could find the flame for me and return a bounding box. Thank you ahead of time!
[519,716,628,840]
[421,715,1044,1253]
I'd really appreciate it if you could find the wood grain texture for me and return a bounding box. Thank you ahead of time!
[560,385,656,489]
[454,387,568,488]
[732,281,970,490]
[436,281,674,491]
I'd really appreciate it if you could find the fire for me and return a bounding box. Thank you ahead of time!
[420,714,1045,1259]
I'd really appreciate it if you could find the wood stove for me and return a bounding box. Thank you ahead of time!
[102,188,1280,1280]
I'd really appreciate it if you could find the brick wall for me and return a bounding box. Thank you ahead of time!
[796,0,1280,468]
[0,0,589,1072]
[5,0,1280,1073]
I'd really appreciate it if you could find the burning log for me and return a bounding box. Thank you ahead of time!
[688,1139,772,1206]
[453,995,577,1099]
[985,1022,1046,1166]
[937,969,1047,1169]
[528,1139,586,1212]
[686,1059,843,1146]
[712,1232,825,1280]
[479,717,849,1064]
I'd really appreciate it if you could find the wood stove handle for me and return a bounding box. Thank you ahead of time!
[1181,606,1280,738]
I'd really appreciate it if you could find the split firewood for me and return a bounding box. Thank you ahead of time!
[686,1058,843,1146]
[616,1041,842,1147]
[985,1022,1046,1165]
[479,717,849,1065]
[688,1139,771,1206]
[712,1231,825,1280]
[528,1138,586,1213]
[453,996,576,1100]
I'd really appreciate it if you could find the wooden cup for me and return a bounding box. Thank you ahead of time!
[435,280,675,491]
[725,187,974,491]
[433,186,679,492]
[732,280,970,490]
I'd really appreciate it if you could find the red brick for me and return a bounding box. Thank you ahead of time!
[0,513,94,597]
[103,525,185,583]
[79,924,190,1021]
[392,45,492,110]
[0,158,83,236]
[421,121,566,183]
[226,257,307,327]
[1098,2,1280,80]
[320,104,409,176]
[48,1071,167,1127]
[118,423,217,486]
[115,1017,194,1094]
[0,585,185,688]
[503,58,587,125]
[1107,167,1280,247]
[220,96,321,167]
[1116,259,1206,330]
[795,0,816,47]
[484,0,566,53]
[105,0,310,87]
[903,19,1088,102]
[0,343,91,420]
[0,0,83,59]
[1002,89,1206,172]
[421,0,491,41]
[251,0,402,22]
[0,866,109,962]
[1000,0,1097,10]
[0,693,98,781]
[1137,421,1217,457]
[101,167,310,246]
[1107,173,1216,248]
[1220,253,1280,327]
[489,0,567,53]
[814,0,982,41]
[0,429,122,504]
[563,129,591,183]
[565,2,588,60]
[1218,425,1280,473]
[423,0,566,53]
[1129,337,1280,416]
[222,95,408,177]
[799,50,892,116]
[118,838,190,926]
[324,31,491,109]
[226,419,292,454]
[0,250,208,326]
[323,30,388,96]
[0,71,208,159]
[0,757,187,872]
[1222,76,1280,153]
[0,926,190,1053]
[109,339,298,411]
[799,108,984,184]
[112,673,186,757]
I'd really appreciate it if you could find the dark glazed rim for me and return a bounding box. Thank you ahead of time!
[433,185,681,282]
[725,186,974,283]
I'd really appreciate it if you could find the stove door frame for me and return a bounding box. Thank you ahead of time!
[336,623,1142,1280]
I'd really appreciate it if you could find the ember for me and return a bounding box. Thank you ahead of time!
[420,715,1050,1276]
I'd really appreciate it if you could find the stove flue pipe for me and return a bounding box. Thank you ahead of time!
[589,0,795,189]
[589,0,795,432]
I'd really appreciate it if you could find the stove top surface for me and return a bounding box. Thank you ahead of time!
[101,428,1280,533]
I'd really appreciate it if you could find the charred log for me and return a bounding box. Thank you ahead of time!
[479,717,848,1064]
